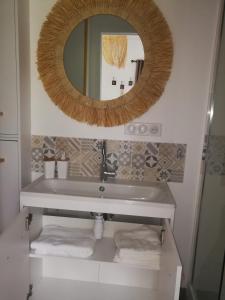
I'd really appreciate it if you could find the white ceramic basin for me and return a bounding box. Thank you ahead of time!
[22,177,172,203]
[21,176,175,222]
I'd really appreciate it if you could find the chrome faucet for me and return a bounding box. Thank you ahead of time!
[100,140,116,182]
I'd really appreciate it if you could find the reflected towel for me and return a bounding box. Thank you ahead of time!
[31,225,96,258]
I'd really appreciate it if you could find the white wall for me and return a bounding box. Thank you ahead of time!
[30,0,223,286]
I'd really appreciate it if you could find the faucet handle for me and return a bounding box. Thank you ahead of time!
[103,170,116,178]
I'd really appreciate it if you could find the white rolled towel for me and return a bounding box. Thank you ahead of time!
[31,225,96,258]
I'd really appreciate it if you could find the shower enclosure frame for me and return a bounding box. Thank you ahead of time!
[188,1,225,299]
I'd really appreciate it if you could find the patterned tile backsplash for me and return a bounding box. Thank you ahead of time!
[32,135,187,183]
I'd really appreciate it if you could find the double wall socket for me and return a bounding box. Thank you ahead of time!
[124,123,162,137]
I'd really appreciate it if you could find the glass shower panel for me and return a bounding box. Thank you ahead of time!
[219,255,225,299]
[192,11,225,300]
[221,273,225,300]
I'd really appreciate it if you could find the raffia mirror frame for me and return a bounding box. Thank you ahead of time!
[37,0,173,127]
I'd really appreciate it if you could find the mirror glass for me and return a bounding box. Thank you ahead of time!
[64,15,145,101]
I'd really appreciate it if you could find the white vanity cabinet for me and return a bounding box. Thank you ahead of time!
[0,181,182,300]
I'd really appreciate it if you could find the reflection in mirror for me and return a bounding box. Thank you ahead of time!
[64,15,144,101]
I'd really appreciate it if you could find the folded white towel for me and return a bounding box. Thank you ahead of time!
[31,225,96,258]
[113,225,161,268]
[114,225,161,251]
[114,250,160,270]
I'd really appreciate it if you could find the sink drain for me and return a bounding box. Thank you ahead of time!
[99,186,105,192]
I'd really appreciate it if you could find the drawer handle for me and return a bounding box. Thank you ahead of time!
[0,112,3,116]
[0,158,5,163]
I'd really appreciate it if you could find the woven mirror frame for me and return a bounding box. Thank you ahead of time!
[37,0,173,127]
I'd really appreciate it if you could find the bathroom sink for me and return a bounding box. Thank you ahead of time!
[20,176,176,223]
[22,176,173,202]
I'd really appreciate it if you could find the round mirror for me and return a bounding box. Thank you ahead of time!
[64,15,144,101]
[37,0,173,127]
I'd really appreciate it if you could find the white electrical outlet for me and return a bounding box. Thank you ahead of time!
[137,123,149,136]
[125,122,162,136]
[124,123,138,135]
[149,123,162,137]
